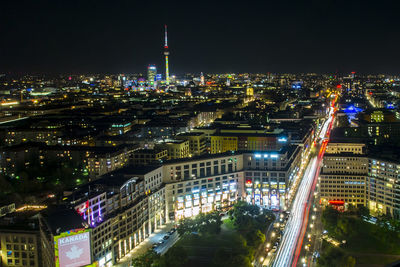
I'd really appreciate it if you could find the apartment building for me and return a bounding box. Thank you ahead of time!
[367,154,400,219]
[157,139,190,160]
[242,146,302,210]
[131,148,168,165]
[162,152,244,221]
[210,128,287,154]
[176,132,206,156]
[0,215,41,267]
[320,143,368,208]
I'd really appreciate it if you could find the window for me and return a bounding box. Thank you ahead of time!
[206,167,211,176]
[221,165,226,173]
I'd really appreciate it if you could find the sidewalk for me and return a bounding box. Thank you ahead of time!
[115,222,175,267]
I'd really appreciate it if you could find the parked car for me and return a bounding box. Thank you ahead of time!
[163,235,170,240]
[168,228,176,235]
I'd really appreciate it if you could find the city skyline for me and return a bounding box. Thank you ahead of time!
[2,1,400,267]
[1,0,400,74]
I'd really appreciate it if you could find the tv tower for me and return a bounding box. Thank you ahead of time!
[164,25,170,85]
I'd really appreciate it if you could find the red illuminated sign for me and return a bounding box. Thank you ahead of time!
[329,200,344,206]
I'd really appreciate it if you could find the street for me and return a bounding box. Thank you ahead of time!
[115,223,177,267]
[271,106,334,267]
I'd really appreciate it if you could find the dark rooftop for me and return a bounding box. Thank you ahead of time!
[40,205,87,235]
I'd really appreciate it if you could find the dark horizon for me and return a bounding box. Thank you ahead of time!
[1,0,400,75]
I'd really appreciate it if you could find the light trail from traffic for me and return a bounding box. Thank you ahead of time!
[272,107,334,267]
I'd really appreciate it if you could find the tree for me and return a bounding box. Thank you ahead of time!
[229,201,264,233]
[132,250,160,267]
[159,246,188,267]
[212,248,231,267]
[178,211,222,236]
[177,217,195,236]
[245,230,265,248]
[321,206,339,234]
[317,244,346,267]
[337,217,352,237]
[357,206,370,219]
[343,256,356,267]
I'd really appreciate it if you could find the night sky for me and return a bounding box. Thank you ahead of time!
[1,0,399,75]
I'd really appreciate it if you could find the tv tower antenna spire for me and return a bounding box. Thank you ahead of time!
[164,25,170,85]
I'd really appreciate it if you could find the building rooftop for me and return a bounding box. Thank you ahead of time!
[176,132,205,136]
[40,205,87,235]
[367,145,400,162]
[163,146,296,165]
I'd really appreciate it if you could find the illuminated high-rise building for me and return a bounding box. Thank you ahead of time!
[200,72,205,86]
[147,64,157,87]
[164,25,170,85]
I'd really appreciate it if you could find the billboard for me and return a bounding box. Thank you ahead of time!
[54,229,92,267]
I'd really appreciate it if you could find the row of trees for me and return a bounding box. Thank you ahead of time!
[322,205,400,244]
[317,243,356,267]
[228,201,274,248]
[132,202,275,267]
[319,205,400,266]
[132,246,188,267]
[210,201,275,267]
[177,211,222,236]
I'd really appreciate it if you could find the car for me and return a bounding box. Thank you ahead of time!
[158,240,164,245]
[152,244,159,249]
[168,228,176,235]
[163,235,170,240]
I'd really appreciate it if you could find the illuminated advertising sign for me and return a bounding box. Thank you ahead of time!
[54,229,91,267]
